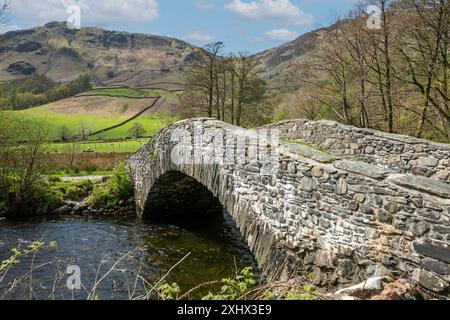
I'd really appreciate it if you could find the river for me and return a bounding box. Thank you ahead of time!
[0,211,258,300]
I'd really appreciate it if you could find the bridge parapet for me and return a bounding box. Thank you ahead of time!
[128,118,450,298]
[264,119,450,183]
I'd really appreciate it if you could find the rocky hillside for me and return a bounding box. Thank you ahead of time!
[255,25,334,89]
[0,22,197,85]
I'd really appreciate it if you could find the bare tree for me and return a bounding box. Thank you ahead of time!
[0,114,51,216]
[0,1,10,27]
[341,5,376,128]
[364,0,402,133]
[183,47,266,126]
[233,53,264,126]
[312,19,354,125]
[185,42,224,118]
[398,0,450,138]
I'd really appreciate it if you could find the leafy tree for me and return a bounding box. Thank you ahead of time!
[128,122,147,138]
[58,125,71,142]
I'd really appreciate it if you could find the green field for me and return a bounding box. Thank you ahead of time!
[16,106,177,140]
[49,139,150,154]
[87,88,174,98]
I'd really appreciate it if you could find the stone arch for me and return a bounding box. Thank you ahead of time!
[128,118,450,297]
[141,170,224,220]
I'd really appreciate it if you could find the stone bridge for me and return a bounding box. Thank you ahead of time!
[127,118,450,298]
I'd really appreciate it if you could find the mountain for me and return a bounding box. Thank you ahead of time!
[255,25,333,90]
[0,21,197,86]
[0,21,334,92]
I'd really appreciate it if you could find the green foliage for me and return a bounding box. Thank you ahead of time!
[283,285,318,300]
[0,241,57,275]
[128,122,148,138]
[49,179,94,202]
[202,267,256,300]
[272,104,289,123]
[154,266,320,301]
[59,125,71,141]
[88,163,134,206]
[0,74,92,110]
[157,283,181,300]
[281,138,331,154]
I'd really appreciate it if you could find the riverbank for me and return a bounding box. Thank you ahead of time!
[0,164,135,219]
[51,199,136,217]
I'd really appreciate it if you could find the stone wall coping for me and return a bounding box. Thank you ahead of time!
[279,143,337,163]
[388,174,450,199]
[334,159,389,180]
[267,119,450,151]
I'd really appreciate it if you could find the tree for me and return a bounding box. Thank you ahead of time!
[0,113,51,216]
[78,121,94,139]
[51,85,71,101]
[128,122,147,138]
[185,42,225,117]
[0,1,10,32]
[363,0,402,133]
[59,125,71,142]
[312,20,354,126]
[398,0,450,138]
[183,44,266,126]
[233,53,265,126]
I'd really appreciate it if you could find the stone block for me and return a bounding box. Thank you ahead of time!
[412,269,448,293]
[334,160,389,180]
[335,178,348,195]
[388,174,450,199]
[413,240,450,263]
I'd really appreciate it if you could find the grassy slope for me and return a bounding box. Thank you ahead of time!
[84,88,175,98]
[49,139,150,154]
[18,105,175,140]
[14,88,180,140]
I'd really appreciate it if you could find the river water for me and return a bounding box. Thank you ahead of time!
[0,211,258,300]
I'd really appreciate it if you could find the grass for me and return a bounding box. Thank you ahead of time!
[48,139,150,154]
[87,88,173,98]
[9,86,181,141]
[49,170,113,178]
[15,106,177,140]
[281,138,331,154]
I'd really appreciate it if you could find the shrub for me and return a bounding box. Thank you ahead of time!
[88,163,134,206]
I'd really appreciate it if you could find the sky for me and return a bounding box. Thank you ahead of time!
[5,0,359,54]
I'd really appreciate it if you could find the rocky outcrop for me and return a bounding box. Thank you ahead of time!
[14,41,42,53]
[7,62,36,75]
[128,118,450,299]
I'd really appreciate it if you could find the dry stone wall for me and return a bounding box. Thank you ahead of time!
[264,119,450,183]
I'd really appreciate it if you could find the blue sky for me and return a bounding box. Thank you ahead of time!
[8,0,358,53]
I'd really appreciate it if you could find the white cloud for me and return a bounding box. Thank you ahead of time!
[225,0,314,26]
[194,0,214,11]
[265,28,298,41]
[10,0,159,27]
[181,29,213,42]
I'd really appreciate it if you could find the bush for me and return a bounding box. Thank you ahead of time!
[88,163,134,206]
[49,179,94,202]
